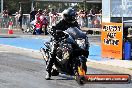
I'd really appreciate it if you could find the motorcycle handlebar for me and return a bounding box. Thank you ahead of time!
[48,26,69,40]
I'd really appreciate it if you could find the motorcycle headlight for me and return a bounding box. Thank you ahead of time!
[76,39,86,49]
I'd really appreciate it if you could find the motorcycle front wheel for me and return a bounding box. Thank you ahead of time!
[76,75,86,85]
[75,58,87,85]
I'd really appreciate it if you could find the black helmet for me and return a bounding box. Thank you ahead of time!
[62,8,76,23]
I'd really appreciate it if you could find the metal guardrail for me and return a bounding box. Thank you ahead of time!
[0,14,31,29]
[0,16,19,29]
[0,14,102,35]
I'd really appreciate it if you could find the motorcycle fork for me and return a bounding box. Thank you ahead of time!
[40,48,49,64]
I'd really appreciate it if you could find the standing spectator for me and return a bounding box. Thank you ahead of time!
[3,9,9,18]
[92,15,101,28]
[49,9,59,26]
[77,10,86,28]
[2,9,9,28]
[88,8,94,20]
[18,11,24,32]
[30,8,37,22]
[35,9,43,21]
[43,9,49,16]
[88,8,96,28]
[15,12,19,28]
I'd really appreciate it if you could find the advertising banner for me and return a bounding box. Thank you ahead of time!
[101,23,123,59]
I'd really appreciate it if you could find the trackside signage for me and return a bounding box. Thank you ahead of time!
[101,23,123,59]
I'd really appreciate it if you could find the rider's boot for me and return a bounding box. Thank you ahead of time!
[45,46,57,80]
[45,55,54,80]
[45,71,51,80]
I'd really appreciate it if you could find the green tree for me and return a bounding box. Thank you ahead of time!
[74,3,101,13]
[34,1,71,12]
[3,0,101,14]
[4,0,31,14]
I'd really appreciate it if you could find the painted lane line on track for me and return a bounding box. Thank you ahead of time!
[0,44,39,53]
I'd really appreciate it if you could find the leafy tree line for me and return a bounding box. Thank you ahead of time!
[3,0,101,14]
[3,0,31,14]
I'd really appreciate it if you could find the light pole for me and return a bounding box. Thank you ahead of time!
[122,0,127,36]
[19,2,22,12]
[83,0,86,11]
[83,0,88,27]
[122,0,128,22]
[1,0,3,14]
[31,0,34,11]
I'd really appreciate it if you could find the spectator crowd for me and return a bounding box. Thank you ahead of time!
[0,7,102,31]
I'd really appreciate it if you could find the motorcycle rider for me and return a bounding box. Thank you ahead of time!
[45,8,88,80]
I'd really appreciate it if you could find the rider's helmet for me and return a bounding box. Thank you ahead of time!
[62,8,77,23]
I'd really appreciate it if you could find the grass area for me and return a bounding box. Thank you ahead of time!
[128,68,132,70]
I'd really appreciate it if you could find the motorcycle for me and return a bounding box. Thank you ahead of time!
[40,27,89,85]
[24,20,35,34]
[25,24,34,33]
[33,15,49,35]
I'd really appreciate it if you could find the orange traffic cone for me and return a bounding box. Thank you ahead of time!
[8,30,13,34]
[8,21,13,34]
